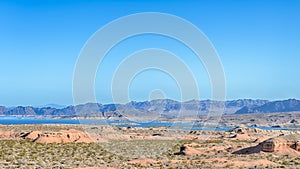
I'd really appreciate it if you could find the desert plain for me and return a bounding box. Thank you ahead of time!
[0,112,300,169]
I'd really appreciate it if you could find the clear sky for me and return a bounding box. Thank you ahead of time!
[0,0,300,106]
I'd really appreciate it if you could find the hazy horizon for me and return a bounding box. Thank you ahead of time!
[2,97,300,108]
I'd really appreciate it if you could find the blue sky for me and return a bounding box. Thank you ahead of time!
[0,0,300,106]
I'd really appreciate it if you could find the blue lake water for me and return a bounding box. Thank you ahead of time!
[0,116,296,131]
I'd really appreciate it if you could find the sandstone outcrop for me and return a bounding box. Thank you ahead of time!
[22,129,93,143]
[233,134,300,156]
[0,131,19,139]
[260,135,300,153]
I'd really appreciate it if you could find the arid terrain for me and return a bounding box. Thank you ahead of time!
[1,120,300,169]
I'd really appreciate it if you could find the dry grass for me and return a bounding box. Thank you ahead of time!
[0,140,121,169]
[1,124,300,168]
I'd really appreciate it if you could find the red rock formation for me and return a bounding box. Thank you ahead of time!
[253,134,300,157]
[261,135,300,153]
[23,129,93,143]
[0,131,19,139]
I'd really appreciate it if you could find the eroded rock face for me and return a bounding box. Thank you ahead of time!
[22,131,42,140]
[226,127,252,140]
[23,129,93,143]
[261,139,276,152]
[232,133,300,156]
[0,131,19,139]
[260,135,300,153]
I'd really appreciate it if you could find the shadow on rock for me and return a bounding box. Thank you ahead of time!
[232,144,262,154]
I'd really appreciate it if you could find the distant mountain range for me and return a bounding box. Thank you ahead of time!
[0,99,300,117]
[36,104,67,109]
[235,99,300,114]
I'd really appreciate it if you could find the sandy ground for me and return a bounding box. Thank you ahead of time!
[0,124,300,168]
